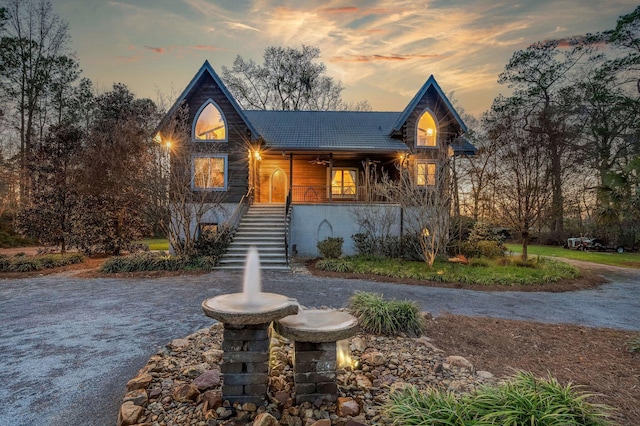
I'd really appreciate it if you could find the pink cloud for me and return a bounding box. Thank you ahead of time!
[319,6,393,15]
[331,53,445,63]
[145,46,166,54]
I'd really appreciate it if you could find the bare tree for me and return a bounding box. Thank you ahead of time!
[486,97,551,260]
[222,45,370,111]
[374,150,451,267]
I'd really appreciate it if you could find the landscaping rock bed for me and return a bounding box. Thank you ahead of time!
[119,317,496,426]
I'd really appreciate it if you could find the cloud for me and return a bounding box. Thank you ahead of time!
[546,35,588,47]
[145,46,166,54]
[226,21,261,32]
[331,53,446,62]
[191,45,225,51]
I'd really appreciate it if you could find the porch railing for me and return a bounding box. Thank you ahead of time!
[288,185,392,204]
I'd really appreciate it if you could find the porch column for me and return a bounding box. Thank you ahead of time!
[289,154,293,201]
[329,153,333,203]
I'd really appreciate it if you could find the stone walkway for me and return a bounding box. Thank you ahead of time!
[0,266,639,425]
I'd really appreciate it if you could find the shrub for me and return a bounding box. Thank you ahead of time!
[193,226,233,257]
[386,371,613,425]
[99,252,215,273]
[316,258,353,273]
[476,240,506,258]
[0,253,84,273]
[317,237,343,259]
[352,233,376,256]
[348,291,425,337]
[469,258,489,267]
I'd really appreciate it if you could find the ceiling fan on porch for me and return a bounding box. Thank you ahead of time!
[309,156,331,166]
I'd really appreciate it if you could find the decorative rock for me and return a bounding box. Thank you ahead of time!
[201,390,223,410]
[118,401,143,426]
[336,397,360,417]
[173,383,200,402]
[192,369,221,390]
[241,402,257,412]
[170,338,190,350]
[126,373,153,391]
[361,352,386,366]
[202,348,224,364]
[446,355,474,371]
[355,375,372,388]
[253,412,279,425]
[349,337,367,352]
[123,389,148,406]
[477,370,494,379]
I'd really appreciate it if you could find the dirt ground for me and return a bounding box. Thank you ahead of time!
[2,252,639,424]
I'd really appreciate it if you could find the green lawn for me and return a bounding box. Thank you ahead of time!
[138,238,170,251]
[505,243,640,268]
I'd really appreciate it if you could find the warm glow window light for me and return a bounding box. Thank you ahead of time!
[417,162,436,186]
[194,157,225,188]
[195,102,226,140]
[331,169,357,196]
[417,111,437,147]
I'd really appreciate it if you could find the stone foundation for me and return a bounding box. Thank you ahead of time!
[220,323,270,405]
[292,341,338,404]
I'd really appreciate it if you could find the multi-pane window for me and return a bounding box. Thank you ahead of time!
[193,156,226,190]
[417,111,437,147]
[417,161,436,186]
[331,169,357,197]
[194,102,226,140]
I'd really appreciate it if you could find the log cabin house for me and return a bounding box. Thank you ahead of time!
[156,61,475,266]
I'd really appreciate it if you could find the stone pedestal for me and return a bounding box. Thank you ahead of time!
[220,323,271,405]
[293,341,339,403]
[274,309,359,404]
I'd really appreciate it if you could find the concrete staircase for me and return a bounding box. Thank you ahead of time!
[217,204,289,270]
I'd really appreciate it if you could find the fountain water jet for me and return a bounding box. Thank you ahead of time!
[242,246,261,306]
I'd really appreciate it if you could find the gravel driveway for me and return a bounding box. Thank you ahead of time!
[0,265,638,425]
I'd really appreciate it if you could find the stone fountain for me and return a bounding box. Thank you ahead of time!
[202,247,298,405]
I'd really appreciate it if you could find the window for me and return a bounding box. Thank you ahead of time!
[193,156,227,190]
[417,110,437,147]
[417,161,436,186]
[194,101,226,141]
[331,169,357,198]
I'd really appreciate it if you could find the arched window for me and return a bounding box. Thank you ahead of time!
[194,101,226,141]
[416,110,437,147]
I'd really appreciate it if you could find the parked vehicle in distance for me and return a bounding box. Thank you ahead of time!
[564,237,628,253]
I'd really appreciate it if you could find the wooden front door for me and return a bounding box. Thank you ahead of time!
[270,169,286,203]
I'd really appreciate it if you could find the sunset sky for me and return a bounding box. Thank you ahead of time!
[49,0,638,117]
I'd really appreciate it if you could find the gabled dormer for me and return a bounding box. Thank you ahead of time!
[392,75,474,156]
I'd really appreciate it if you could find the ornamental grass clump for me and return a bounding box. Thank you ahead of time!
[99,252,216,273]
[385,371,613,426]
[0,253,84,273]
[348,291,425,337]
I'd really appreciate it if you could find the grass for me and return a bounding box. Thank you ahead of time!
[385,371,613,425]
[506,243,640,268]
[137,238,170,251]
[316,255,579,286]
[348,291,425,336]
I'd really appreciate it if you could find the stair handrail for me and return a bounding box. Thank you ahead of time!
[284,189,292,266]
[228,187,254,235]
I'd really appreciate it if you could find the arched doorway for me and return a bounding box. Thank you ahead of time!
[270,169,287,203]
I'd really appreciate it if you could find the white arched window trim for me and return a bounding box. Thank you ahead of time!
[192,99,228,142]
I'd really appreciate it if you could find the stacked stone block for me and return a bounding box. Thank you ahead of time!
[220,323,270,405]
[293,341,338,403]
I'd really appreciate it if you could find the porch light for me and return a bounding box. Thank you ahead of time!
[253,150,262,161]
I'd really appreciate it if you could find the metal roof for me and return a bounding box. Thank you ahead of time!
[245,110,409,153]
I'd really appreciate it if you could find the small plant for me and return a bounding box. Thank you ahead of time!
[348,291,425,337]
[627,336,640,353]
[385,371,613,425]
[317,236,343,259]
[316,258,353,273]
